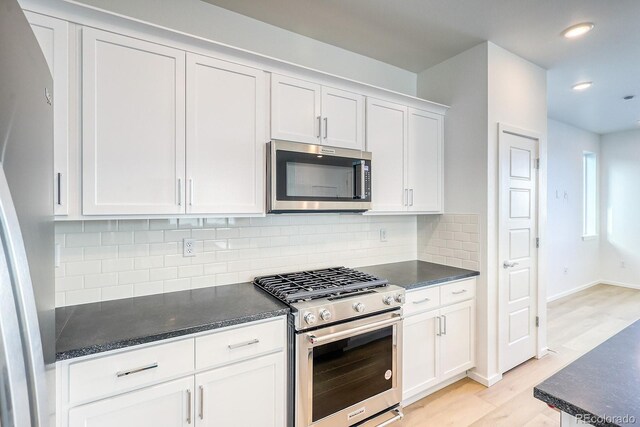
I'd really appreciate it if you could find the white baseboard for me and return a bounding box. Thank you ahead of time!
[600,279,640,290]
[546,280,601,302]
[467,370,502,387]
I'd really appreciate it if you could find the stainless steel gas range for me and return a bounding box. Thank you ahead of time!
[254,267,405,427]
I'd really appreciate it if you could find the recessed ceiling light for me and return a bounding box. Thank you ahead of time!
[562,22,595,38]
[572,81,592,91]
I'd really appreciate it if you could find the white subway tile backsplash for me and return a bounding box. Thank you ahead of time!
[118,269,150,285]
[54,216,419,306]
[102,258,134,273]
[102,232,133,246]
[418,213,481,273]
[101,285,134,301]
[134,231,164,244]
[66,260,101,276]
[66,233,101,248]
[84,273,118,288]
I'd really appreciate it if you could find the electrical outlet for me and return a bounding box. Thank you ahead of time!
[563,267,568,275]
[183,238,196,257]
[621,260,626,269]
[380,229,387,242]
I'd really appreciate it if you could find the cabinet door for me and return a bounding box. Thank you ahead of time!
[403,310,440,401]
[68,377,194,427]
[271,74,321,144]
[407,108,443,213]
[186,53,266,214]
[195,352,285,427]
[321,86,364,150]
[439,300,475,380]
[366,98,407,212]
[26,12,70,215]
[82,28,186,215]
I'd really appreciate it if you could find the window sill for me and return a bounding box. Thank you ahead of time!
[582,235,598,241]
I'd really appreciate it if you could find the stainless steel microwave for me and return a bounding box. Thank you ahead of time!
[267,140,372,213]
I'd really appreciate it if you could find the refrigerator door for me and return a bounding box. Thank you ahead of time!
[0,0,55,425]
[0,227,32,427]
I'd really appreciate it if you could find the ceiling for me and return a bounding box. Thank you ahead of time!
[202,0,640,135]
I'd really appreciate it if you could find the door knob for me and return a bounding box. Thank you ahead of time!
[503,261,519,269]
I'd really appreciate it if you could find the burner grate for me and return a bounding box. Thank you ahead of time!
[253,267,388,303]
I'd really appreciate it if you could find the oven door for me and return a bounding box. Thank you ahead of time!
[296,311,402,427]
[267,140,372,213]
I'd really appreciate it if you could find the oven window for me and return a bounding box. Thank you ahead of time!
[312,326,393,422]
[275,149,369,201]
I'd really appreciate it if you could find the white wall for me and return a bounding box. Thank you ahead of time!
[70,0,417,95]
[546,119,601,300]
[54,215,417,306]
[416,43,493,383]
[600,129,640,287]
[417,42,547,385]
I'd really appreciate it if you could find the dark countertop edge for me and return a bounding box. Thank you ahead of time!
[403,270,480,290]
[533,387,619,427]
[55,307,289,361]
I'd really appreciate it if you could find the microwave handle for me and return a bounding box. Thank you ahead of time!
[360,160,366,200]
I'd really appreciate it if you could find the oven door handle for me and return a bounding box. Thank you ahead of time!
[306,314,402,345]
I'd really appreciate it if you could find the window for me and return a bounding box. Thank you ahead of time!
[583,152,597,238]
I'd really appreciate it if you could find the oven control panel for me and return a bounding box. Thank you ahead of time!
[293,285,405,331]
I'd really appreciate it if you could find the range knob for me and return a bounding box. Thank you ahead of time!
[383,296,394,305]
[319,309,332,321]
[353,302,366,313]
[304,312,317,325]
[394,294,405,304]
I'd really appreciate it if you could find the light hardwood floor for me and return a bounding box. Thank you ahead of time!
[398,284,640,427]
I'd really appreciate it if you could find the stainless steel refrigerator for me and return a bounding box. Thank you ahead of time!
[0,0,55,425]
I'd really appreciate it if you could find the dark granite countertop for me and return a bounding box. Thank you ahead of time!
[55,282,288,361]
[534,320,640,427]
[358,260,479,290]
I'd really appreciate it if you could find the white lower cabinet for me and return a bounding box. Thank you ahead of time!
[68,377,194,427]
[58,317,287,427]
[402,279,476,404]
[195,353,285,427]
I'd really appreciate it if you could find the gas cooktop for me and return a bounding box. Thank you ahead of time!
[253,267,405,331]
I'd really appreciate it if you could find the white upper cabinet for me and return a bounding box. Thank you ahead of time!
[82,28,186,215]
[25,12,70,215]
[366,99,444,214]
[271,74,365,149]
[366,98,407,212]
[320,86,364,149]
[271,74,321,144]
[186,53,266,214]
[407,108,443,212]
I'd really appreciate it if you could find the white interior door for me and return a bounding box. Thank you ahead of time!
[320,86,364,149]
[186,53,266,214]
[498,124,539,373]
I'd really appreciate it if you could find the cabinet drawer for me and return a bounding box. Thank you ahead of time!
[404,286,440,316]
[196,318,286,370]
[68,338,194,405]
[440,278,476,306]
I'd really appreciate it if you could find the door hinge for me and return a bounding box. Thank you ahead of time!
[535,158,540,170]
[536,237,540,248]
[535,316,540,327]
